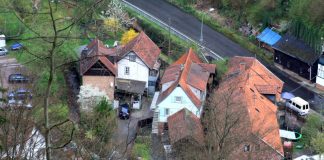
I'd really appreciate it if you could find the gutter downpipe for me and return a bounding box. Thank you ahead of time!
[309,65,312,81]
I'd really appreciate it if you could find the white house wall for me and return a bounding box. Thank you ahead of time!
[189,85,201,100]
[117,52,149,87]
[161,81,174,92]
[316,77,324,86]
[157,87,200,122]
[317,64,324,86]
[0,35,5,48]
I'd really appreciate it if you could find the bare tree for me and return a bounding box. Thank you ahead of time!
[71,99,117,159]
[0,87,45,160]
[0,1,120,159]
[197,83,251,160]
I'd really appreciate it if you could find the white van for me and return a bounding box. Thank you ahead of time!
[286,97,309,116]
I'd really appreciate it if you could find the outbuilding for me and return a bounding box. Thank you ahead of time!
[273,34,321,81]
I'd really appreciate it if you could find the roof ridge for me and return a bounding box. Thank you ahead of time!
[95,39,101,55]
[254,59,284,84]
[185,62,193,84]
[180,48,193,84]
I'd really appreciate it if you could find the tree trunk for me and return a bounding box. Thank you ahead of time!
[44,1,58,159]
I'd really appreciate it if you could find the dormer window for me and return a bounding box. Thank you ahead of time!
[125,66,130,75]
[243,144,250,152]
[175,96,182,103]
[129,55,136,62]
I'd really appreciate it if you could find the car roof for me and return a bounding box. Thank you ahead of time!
[291,97,309,105]
[11,43,22,46]
[10,73,23,76]
[120,104,129,108]
[16,88,30,92]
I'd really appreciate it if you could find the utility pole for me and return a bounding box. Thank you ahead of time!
[168,17,171,55]
[200,8,215,44]
[199,15,204,44]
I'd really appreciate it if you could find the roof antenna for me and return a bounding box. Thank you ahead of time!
[180,64,184,70]
[168,17,171,56]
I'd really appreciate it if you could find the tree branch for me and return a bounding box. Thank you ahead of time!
[50,126,75,149]
[49,119,70,130]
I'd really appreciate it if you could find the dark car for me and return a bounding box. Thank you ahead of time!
[7,88,33,109]
[15,88,32,99]
[8,73,29,83]
[119,103,130,120]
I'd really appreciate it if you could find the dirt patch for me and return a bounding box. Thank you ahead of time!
[193,4,230,27]
[64,66,81,123]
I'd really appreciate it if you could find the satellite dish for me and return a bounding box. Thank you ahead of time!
[113,41,119,47]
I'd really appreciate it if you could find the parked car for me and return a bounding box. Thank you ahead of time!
[7,88,33,109]
[8,73,30,83]
[0,47,7,56]
[10,43,23,50]
[119,103,130,120]
[286,97,309,116]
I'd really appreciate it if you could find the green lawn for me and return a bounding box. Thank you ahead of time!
[132,136,151,160]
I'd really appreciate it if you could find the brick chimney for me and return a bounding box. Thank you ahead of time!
[239,62,246,72]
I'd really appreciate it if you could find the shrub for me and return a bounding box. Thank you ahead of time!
[121,28,138,45]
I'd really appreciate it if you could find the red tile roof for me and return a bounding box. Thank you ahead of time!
[160,64,182,84]
[157,48,216,108]
[80,39,117,76]
[167,108,204,145]
[227,56,283,100]
[117,32,161,69]
[254,85,278,95]
[217,56,284,156]
[197,63,216,74]
[187,63,211,91]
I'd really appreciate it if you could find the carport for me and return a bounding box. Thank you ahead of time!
[115,78,146,109]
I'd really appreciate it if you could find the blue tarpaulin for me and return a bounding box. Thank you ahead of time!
[257,28,281,46]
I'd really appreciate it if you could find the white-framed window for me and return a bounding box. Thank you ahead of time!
[318,65,324,78]
[149,70,158,76]
[175,96,182,103]
[165,108,170,116]
[124,66,130,75]
[129,55,136,62]
[148,81,155,86]
[243,144,250,152]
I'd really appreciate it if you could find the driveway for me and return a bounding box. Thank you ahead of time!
[0,56,19,87]
[0,55,29,92]
[112,96,153,159]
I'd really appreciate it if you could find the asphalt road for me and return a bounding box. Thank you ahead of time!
[125,0,324,111]
[126,0,252,57]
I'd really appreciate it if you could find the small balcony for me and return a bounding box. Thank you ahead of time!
[149,69,159,82]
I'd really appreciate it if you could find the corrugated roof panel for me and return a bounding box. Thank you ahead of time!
[257,28,282,46]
